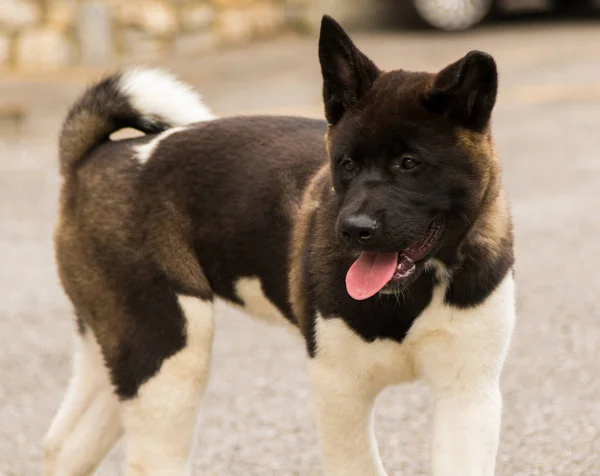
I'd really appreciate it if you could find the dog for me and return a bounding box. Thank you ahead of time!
[44,15,515,476]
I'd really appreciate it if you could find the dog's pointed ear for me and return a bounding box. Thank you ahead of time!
[426,51,498,131]
[318,15,380,125]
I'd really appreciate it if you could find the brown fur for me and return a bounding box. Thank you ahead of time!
[289,164,330,344]
[455,127,512,262]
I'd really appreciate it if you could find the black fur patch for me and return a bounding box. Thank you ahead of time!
[140,116,328,324]
[445,236,514,308]
[110,277,187,400]
[316,265,436,344]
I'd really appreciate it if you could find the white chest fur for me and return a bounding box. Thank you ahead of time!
[313,273,516,394]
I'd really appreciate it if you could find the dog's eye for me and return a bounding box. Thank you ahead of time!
[402,157,420,170]
[341,158,356,172]
[391,156,422,173]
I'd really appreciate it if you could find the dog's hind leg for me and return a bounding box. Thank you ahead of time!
[44,328,123,476]
[120,295,215,476]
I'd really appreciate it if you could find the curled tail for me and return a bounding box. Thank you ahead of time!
[59,68,213,175]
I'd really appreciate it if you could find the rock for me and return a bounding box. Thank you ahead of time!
[0,33,11,69]
[217,2,286,42]
[0,0,41,31]
[213,0,253,7]
[174,31,216,56]
[282,0,315,31]
[76,1,114,65]
[15,27,72,70]
[117,1,178,36]
[179,4,214,32]
[143,1,178,36]
[121,28,170,60]
[47,0,77,32]
[251,2,286,37]
[115,2,138,24]
[306,0,391,31]
[217,8,253,43]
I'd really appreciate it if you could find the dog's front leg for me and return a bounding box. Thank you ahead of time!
[308,316,391,476]
[430,380,502,476]
[420,339,507,476]
[415,278,516,476]
[309,359,387,476]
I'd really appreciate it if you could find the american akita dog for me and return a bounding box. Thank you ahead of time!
[44,15,515,476]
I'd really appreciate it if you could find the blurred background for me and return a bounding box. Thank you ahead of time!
[1,1,600,475]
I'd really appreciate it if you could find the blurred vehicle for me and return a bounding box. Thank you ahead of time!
[409,0,598,31]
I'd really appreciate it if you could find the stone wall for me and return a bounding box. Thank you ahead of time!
[0,0,315,71]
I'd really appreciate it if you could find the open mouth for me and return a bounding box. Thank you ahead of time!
[345,215,445,300]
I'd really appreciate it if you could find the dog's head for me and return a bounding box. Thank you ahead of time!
[318,16,500,300]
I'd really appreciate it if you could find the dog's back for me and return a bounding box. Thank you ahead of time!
[48,69,327,474]
[58,110,327,317]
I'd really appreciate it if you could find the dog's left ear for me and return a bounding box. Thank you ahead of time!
[318,15,380,125]
[426,51,498,131]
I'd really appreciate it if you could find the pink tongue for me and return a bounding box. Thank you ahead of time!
[345,252,399,300]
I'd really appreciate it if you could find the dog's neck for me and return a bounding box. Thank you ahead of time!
[440,161,514,306]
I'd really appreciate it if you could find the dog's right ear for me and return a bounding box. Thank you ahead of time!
[318,15,380,125]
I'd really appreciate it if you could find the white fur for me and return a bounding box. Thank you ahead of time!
[423,258,454,283]
[412,275,515,476]
[135,126,187,164]
[120,296,214,475]
[44,331,122,476]
[310,274,516,476]
[120,68,214,127]
[309,319,389,476]
[230,277,296,329]
[309,315,410,476]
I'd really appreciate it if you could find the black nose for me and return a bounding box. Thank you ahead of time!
[340,214,379,245]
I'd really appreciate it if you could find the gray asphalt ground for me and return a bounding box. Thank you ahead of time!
[1,20,600,476]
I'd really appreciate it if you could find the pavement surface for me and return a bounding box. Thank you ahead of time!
[1,20,600,476]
